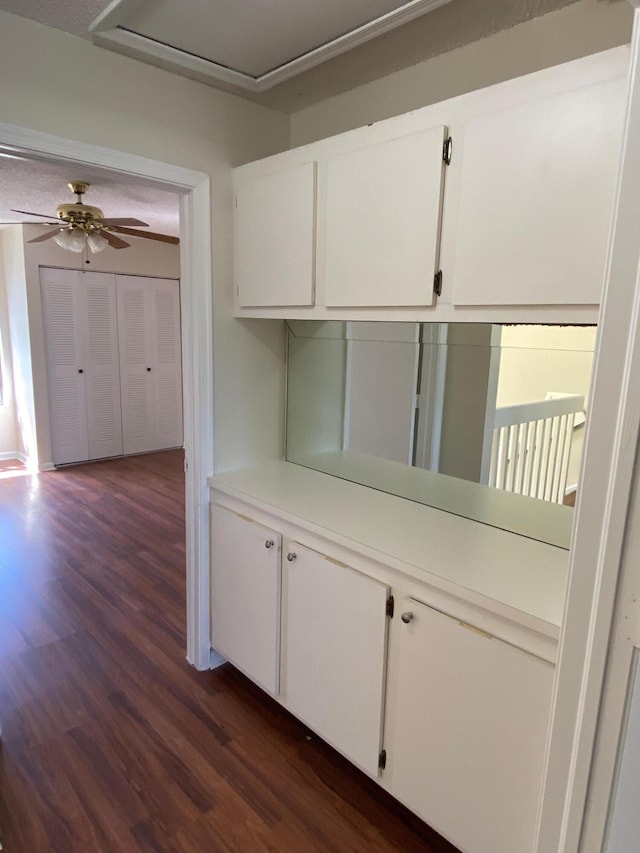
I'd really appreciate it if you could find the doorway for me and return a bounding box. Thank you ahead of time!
[0,121,212,670]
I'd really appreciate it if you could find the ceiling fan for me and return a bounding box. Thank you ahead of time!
[9,181,179,253]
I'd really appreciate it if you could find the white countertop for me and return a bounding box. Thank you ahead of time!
[209,461,569,634]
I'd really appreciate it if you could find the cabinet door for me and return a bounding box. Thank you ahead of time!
[210,506,282,695]
[40,268,90,465]
[451,77,626,306]
[283,542,389,776]
[390,598,554,853]
[323,127,447,307]
[235,162,317,308]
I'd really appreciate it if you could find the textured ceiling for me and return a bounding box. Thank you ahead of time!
[0,0,588,112]
[0,0,111,38]
[0,155,181,237]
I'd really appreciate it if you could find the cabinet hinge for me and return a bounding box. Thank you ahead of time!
[443,135,453,165]
[378,749,387,770]
[386,595,394,618]
[433,270,443,297]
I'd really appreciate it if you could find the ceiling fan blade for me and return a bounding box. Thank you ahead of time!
[0,220,59,225]
[11,208,59,219]
[27,228,63,244]
[101,217,149,227]
[111,225,179,245]
[102,231,130,250]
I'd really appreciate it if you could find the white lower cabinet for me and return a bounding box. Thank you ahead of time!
[388,597,554,853]
[209,497,556,852]
[282,542,389,776]
[210,506,282,695]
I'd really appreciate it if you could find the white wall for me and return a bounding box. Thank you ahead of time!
[0,230,19,456]
[496,325,596,408]
[0,11,290,473]
[286,321,347,459]
[606,657,640,853]
[0,228,37,463]
[290,0,633,146]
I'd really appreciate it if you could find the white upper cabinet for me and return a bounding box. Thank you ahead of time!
[235,161,317,308]
[232,48,627,322]
[323,128,447,308]
[450,76,627,307]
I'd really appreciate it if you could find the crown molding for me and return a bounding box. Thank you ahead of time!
[90,0,455,93]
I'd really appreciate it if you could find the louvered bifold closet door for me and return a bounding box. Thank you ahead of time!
[83,273,123,460]
[116,276,155,455]
[151,279,183,450]
[116,276,182,455]
[40,268,90,465]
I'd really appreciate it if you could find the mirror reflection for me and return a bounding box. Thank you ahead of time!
[286,321,596,548]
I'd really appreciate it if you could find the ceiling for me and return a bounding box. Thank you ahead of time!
[0,0,584,112]
[0,154,181,236]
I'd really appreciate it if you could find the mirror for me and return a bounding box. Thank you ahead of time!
[285,321,596,549]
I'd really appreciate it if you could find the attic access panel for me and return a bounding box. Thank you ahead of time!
[91,0,455,91]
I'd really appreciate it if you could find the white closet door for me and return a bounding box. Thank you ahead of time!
[117,276,155,455]
[151,279,183,450]
[116,276,182,455]
[84,273,123,460]
[41,268,89,465]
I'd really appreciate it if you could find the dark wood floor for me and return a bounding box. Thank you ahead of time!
[0,450,459,852]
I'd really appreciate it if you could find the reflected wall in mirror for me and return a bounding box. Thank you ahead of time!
[286,321,596,548]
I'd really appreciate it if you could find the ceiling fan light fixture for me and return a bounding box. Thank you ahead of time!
[53,227,85,253]
[87,231,109,254]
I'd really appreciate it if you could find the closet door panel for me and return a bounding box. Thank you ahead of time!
[40,268,89,465]
[117,277,155,455]
[151,280,183,450]
[84,273,123,460]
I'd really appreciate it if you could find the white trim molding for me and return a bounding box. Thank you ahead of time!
[536,7,640,851]
[89,0,456,93]
[0,121,214,671]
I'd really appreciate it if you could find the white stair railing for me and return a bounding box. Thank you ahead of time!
[489,394,584,504]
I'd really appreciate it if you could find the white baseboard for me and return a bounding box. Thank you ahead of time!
[209,649,227,669]
[0,450,35,468]
[0,451,54,472]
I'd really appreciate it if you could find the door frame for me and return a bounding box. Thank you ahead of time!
[0,120,213,670]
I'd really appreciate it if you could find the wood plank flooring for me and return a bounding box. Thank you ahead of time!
[0,451,459,852]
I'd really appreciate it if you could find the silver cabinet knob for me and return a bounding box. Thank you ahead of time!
[265,539,274,549]
[287,552,297,562]
[401,612,414,624]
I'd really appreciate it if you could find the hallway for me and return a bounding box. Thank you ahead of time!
[0,451,456,852]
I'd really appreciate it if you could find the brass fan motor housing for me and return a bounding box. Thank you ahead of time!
[56,203,104,228]
[57,182,104,230]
